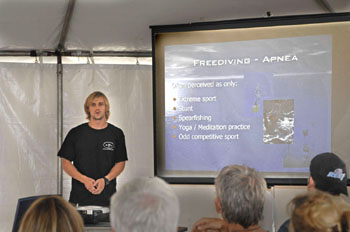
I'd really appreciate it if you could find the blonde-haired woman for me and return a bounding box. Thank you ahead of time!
[18,195,84,232]
[289,190,350,232]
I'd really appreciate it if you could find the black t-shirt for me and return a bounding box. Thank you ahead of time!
[58,123,128,206]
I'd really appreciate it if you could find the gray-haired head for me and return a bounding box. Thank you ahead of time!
[215,165,267,228]
[110,177,180,232]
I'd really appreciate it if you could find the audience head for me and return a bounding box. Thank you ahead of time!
[289,191,350,232]
[215,165,267,228]
[18,195,84,232]
[110,177,180,232]
[309,152,348,196]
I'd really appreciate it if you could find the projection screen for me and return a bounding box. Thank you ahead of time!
[151,13,350,185]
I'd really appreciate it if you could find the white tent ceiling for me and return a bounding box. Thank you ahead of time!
[0,0,349,53]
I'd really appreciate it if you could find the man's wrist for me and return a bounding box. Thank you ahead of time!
[80,175,89,184]
[103,176,110,186]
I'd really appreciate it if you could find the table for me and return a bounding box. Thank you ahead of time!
[84,222,111,232]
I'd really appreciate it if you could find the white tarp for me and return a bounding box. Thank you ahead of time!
[0,62,153,231]
[0,63,57,231]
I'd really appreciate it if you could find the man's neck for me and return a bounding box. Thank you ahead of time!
[227,223,264,232]
[88,119,108,130]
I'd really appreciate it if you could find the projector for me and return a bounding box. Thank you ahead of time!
[76,205,110,224]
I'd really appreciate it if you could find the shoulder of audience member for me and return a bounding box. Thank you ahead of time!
[277,219,290,232]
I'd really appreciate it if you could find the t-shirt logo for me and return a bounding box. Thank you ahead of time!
[103,141,115,151]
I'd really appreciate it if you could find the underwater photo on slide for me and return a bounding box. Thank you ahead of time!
[263,99,294,145]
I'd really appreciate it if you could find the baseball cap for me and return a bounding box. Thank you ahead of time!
[309,152,348,196]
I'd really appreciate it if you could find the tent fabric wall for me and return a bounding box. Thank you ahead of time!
[0,63,57,232]
[0,62,154,231]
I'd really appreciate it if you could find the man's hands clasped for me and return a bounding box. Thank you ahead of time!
[83,177,106,195]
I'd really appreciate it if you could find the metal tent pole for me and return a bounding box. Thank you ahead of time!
[57,0,76,195]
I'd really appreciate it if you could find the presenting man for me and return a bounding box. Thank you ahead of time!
[58,91,127,207]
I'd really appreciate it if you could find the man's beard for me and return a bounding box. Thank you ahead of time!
[92,115,105,121]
